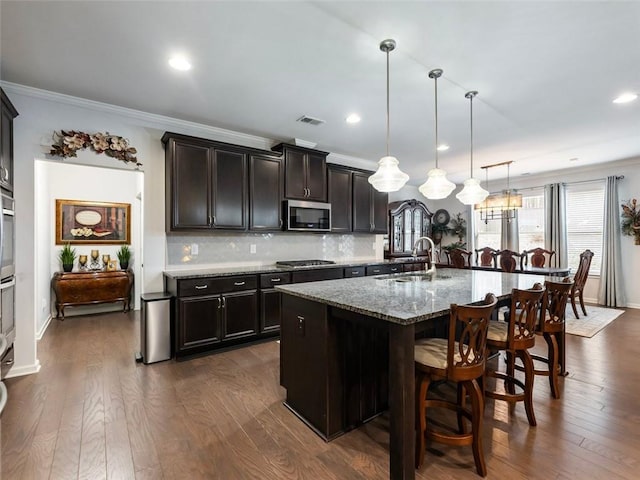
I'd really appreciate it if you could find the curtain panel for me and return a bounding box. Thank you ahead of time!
[544,183,568,268]
[598,176,626,307]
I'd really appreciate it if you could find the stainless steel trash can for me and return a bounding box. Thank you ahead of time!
[139,292,172,364]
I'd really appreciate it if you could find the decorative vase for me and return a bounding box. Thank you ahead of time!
[62,263,73,273]
[120,261,129,270]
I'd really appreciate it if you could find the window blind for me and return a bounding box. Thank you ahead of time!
[566,181,604,275]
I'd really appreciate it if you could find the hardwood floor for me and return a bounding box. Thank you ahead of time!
[2,306,639,479]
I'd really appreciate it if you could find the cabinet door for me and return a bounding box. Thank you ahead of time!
[371,189,388,234]
[169,141,211,230]
[249,155,283,230]
[260,289,282,333]
[305,153,327,201]
[284,150,307,200]
[352,172,373,232]
[328,166,352,232]
[177,295,221,351]
[222,290,258,340]
[212,148,247,230]
[0,105,13,193]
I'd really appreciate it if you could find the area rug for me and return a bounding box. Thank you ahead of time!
[565,304,624,338]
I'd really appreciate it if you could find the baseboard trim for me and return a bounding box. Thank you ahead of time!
[5,360,41,378]
[626,303,640,309]
[36,314,53,340]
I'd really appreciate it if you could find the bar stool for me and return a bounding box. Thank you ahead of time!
[485,284,545,426]
[415,293,497,477]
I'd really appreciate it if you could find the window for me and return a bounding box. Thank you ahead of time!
[473,188,545,253]
[566,181,604,276]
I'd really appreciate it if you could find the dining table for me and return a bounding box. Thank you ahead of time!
[277,268,566,480]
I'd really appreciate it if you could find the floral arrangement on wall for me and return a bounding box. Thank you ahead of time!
[621,198,640,245]
[50,130,142,167]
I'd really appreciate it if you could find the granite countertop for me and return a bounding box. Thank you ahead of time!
[275,269,555,325]
[163,257,431,279]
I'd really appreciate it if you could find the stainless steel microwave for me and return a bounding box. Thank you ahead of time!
[284,200,331,232]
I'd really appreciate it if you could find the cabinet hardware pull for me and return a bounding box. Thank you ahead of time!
[217,297,222,308]
[222,297,226,308]
[271,278,281,282]
[297,315,304,322]
[212,215,216,226]
[351,271,359,274]
[279,219,283,228]
[234,281,245,286]
[194,285,208,290]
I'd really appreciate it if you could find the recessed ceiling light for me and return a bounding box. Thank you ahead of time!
[569,157,579,162]
[613,92,637,104]
[168,56,192,71]
[345,113,361,124]
[436,144,450,151]
[520,172,530,176]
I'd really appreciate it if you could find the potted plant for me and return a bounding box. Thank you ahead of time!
[431,223,452,245]
[621,198,640,245]
[117,245,131,270]
[59,242,76,272]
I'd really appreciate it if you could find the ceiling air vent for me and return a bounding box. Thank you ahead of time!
[296,115,325,126]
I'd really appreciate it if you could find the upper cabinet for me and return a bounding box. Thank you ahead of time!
[352,171,388,234]
[249,154,283,231]
[164,132,279,232]
[388,199,433,257]
[327,165,352,233]
[272,143,328,202]
[0,89,19,196]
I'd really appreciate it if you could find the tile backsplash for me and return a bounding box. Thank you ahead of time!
[166,232,382,269]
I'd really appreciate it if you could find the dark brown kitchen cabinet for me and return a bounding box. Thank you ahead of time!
[249,154,283,231]
[327,165,352,232]
[166,273,258,357]
[272,143,328,201]
[0,89,18,195]
[353,172,388,234]
[259,272,291,334]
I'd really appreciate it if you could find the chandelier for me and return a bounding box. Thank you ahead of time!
[474,161,522,223]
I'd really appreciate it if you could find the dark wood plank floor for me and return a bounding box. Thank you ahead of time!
[2,306,639,479]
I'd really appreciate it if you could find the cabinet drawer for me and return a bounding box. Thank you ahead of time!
[260,272,292,288]
[178,275,257,296]
[292,267,343,284]
[344,266,365,278]
[365,264,396,276]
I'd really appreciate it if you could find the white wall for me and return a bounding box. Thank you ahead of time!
[34,161,143,336]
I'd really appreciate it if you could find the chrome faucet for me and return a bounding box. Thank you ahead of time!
[412,236,437,275]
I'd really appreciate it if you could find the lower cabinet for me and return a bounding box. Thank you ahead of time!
[260,289,282,333]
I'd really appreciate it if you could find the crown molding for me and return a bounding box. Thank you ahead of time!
[0,81,274,150]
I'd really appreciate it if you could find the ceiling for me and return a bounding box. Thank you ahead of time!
[1,1,639,185]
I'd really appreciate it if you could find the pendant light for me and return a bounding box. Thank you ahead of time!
[419,69,456,199]
[456,91,489,205]
[368,39,409,193]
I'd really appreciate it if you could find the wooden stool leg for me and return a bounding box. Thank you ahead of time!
[544,333,560,399]
[519,350,537,426]
[466,378,487,477]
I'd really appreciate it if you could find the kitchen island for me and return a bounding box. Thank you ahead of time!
[276,269,563,480]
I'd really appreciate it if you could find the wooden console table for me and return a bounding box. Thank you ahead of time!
[51,270,134,320]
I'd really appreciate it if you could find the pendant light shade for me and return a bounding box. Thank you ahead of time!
[368,39,409,193]
[419,69,455,200]
[456,91,489,205]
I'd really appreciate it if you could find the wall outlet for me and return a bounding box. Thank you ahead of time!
[191,243,199,255]
[250,244,257,254]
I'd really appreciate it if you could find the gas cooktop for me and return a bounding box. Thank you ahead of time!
[275,260,336,268]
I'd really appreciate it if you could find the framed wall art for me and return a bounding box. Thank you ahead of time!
[56,199,131,245]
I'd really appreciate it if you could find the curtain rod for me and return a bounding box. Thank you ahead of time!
[508,175,624,193]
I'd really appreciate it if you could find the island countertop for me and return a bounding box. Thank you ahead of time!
[276,268,560,325]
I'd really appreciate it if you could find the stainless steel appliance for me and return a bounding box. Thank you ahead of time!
[284,200,331,232]
[0,193,15,379]
[138,293,172,364]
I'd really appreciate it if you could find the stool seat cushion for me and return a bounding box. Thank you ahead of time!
[487,320,509,342]
[415,338,461,370]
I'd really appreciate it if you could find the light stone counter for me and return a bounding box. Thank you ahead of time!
[276,268,560,325]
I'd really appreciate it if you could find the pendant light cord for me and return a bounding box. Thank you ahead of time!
[386,49,390,157]
[434,74,439,168]
[469,94,473,177]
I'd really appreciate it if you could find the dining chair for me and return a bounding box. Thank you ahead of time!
[446,248,473,269]
[474,247,498,267]
[496,249,523,273]
[570,249,594,319]
[520,248,556,269]
[414,293,497,477]
[485,283,545,426]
